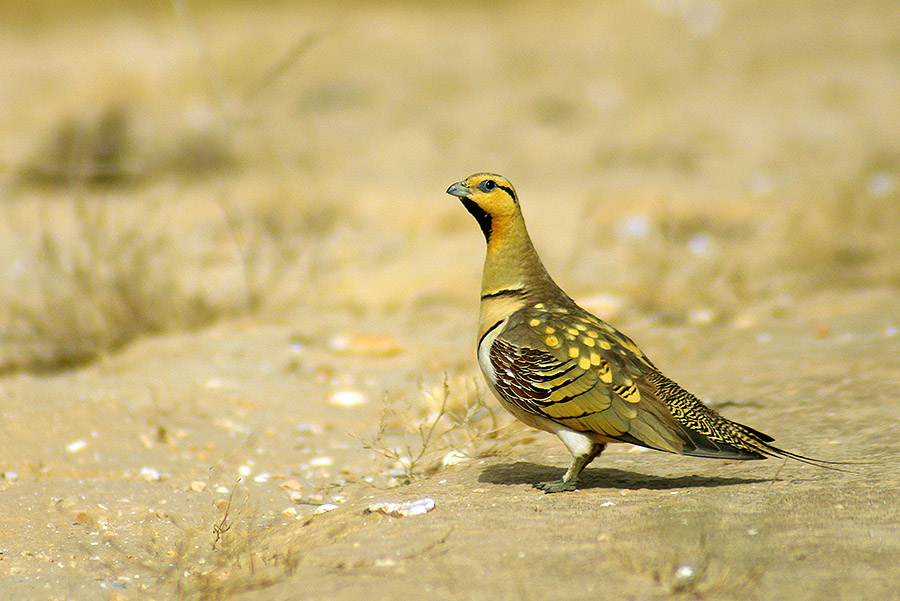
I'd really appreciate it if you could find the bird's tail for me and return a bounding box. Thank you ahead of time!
[684,409,862,473]
[734,421,861,473]
[646,369,860,473]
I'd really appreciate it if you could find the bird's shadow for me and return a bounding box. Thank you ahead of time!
[480,461,770,490]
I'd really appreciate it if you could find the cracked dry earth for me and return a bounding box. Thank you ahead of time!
[1,288,898,600]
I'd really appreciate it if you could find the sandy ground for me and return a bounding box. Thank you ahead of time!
[1,288,898,600]
[1,2,899,600]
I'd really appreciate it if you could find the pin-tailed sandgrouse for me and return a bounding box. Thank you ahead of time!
[448,172,844,492]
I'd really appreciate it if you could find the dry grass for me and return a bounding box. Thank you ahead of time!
[66,485,303,601]
[359,374,520,486]
[0,3,331,373]
[173,491,300,601]
[0,178,331,372]
[3,196,204,372]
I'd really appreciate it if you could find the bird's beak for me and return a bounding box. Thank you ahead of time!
[446,181,470,198]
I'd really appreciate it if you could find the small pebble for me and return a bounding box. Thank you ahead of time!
[688,308,715,325]
[280,479,303,491]
[387,463,410,477]
[189,481,207,492]
[365,497,435,518]
[238,465,252,477]
[731,313,756,330]
[314,503,338,515]
[2,472,19,481]
[616,214,652,241]
[215,486,229,494]
[441,450,469,466]
[57,496,80,509]
[328,333,402,357]
[66,440,87,453]
[867,172,896,197]
[687,233,713,256]
[218,419,250,434]
[672,564,699,592]
[309,456,333,467]
[674,564,695,581]
[139,467,162,482]
[328,390,367,408]
[296,423,323,436]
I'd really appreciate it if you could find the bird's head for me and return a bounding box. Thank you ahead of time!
[446,173,518,242]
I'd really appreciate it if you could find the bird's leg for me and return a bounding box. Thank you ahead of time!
[533,442,606,493]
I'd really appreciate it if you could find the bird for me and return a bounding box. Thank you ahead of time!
[447,172,847,493]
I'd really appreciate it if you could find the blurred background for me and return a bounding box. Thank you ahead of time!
[1,0,898,373]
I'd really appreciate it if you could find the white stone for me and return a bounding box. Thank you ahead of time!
[365,497,435,517]
[327,390,367,407]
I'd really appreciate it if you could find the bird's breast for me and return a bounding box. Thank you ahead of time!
[477,317,506,387]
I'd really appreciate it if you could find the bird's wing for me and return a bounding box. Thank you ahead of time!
[488,307,687,453]
[489,307,770,458]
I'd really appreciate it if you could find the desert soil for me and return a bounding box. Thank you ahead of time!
[1,2,899,600]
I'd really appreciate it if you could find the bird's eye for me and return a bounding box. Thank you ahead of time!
[479,180,496,192]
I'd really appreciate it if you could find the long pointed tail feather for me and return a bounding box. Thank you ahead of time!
[730,420,864,474]
[749,439,863,474]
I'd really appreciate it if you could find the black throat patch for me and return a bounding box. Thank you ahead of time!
[460,198,493,242]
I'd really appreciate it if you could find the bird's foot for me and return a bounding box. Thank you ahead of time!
[532,479,576,493]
